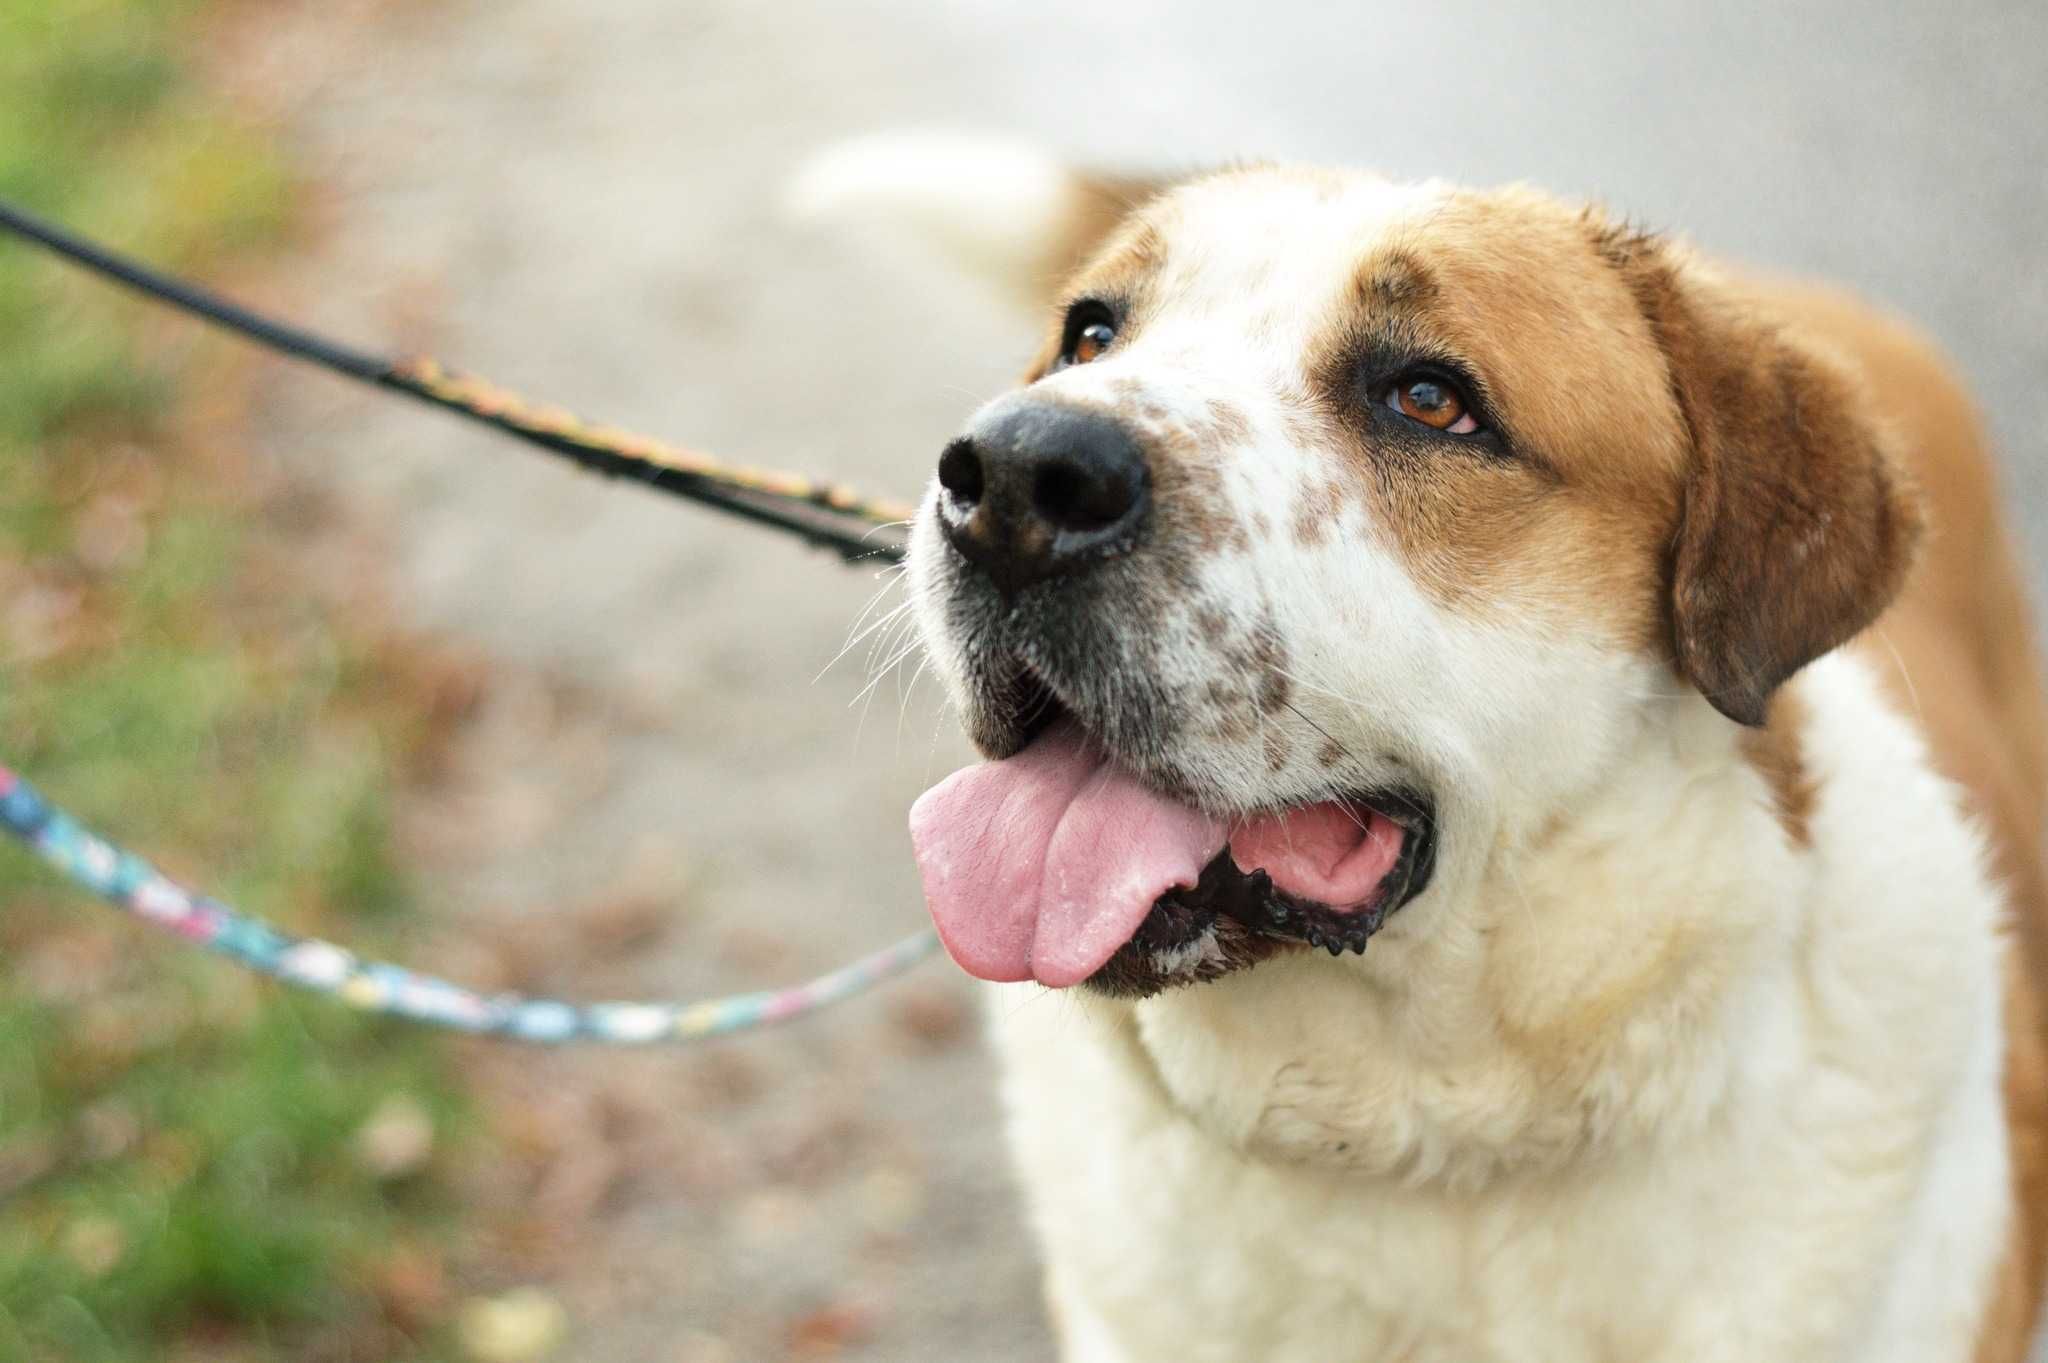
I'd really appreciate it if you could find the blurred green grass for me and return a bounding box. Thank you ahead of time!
[0,2,467,1359]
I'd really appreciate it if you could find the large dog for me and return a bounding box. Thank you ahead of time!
[799,136,2048,1360]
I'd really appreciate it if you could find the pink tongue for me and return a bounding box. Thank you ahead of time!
[909,723,1405,987]
[909,724,1224,987]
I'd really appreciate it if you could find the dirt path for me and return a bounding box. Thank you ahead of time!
[240,5,1049,1360]
[232,2,2048,1359]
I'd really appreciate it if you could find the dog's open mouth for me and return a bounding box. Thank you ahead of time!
[909,676,1436,997]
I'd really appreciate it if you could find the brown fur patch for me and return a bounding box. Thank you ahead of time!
[1298,192,1920,717]
[1021,212,1171,382]
[1290,478,1343,547]
[1057,216,1167,322]
[1257,667,1290,716]
[1735,686,1815,847]
[1204,398,1252,447]
[1147,435,1242,558]
[1302,191,1689,651]
[1051,174,1168,282]
[1361,248,1439,309]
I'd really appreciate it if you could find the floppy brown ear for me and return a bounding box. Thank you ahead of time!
[1607,234,1925,726]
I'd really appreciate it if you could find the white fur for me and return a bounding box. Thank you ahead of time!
[813,143,2019,1360]
[994,656,2007,1362]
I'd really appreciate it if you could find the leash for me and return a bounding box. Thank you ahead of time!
[0,764,937,1042]
[0,197,942,1043]
[0,197,914,565]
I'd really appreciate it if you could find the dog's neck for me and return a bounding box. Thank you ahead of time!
[1102,670,1827,1190]
[1003,653,2010,1362]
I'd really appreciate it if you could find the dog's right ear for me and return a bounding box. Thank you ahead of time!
[784,129,1161,306]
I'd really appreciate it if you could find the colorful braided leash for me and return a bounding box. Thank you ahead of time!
[0,764,939,1043]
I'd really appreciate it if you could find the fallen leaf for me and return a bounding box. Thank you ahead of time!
[786,1299,875,1357]
[457,1286,568,1363]
[856,1166,925,1235]
[62,1215,126,1278]
[887,987,970,1050]
[372,1241,450,1329]
[355,1093,436,1180]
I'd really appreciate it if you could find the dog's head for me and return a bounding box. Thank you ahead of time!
[899,164,1920,1012]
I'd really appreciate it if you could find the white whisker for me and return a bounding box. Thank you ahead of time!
[818,573,912,683]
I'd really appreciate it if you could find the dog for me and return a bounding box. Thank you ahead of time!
[797,136,2048,1360]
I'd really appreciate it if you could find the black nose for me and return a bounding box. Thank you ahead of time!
[935,403,1150,594]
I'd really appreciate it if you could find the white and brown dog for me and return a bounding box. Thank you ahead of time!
[799,136,2048,1361]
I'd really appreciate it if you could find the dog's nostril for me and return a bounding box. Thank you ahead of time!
[938,403,1149,592]
[937,438,984,505]
[1033,457,1139,533]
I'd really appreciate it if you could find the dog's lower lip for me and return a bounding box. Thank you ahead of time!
[1083,790,1438,996]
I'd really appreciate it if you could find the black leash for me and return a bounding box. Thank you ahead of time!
[0,196,913,565]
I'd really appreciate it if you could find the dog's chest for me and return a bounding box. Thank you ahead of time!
[1005,1060,1753,1360]
[991,979,2007,1363]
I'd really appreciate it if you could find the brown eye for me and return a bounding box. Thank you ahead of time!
[1387,373,1481,435]
[1072,321,1115,365]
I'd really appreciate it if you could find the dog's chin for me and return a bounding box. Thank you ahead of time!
[947,662,1440,1002]
[1083,890,1286,998]
[1083,831,1436,998]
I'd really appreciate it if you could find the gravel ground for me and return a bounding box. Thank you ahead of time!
[236,2,2048,1358]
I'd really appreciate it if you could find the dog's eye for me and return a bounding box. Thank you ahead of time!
[1384,372,1481,435]
[1072,322,1116,365]
[1056,301,1119,370]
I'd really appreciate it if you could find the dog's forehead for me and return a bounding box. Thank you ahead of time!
[1125,169,1451,343]
[1078,173,1686,487]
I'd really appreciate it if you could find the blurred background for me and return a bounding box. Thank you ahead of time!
[2,1,2043,1360]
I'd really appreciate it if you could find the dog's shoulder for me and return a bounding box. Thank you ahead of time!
[1749,278,2048,1363]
